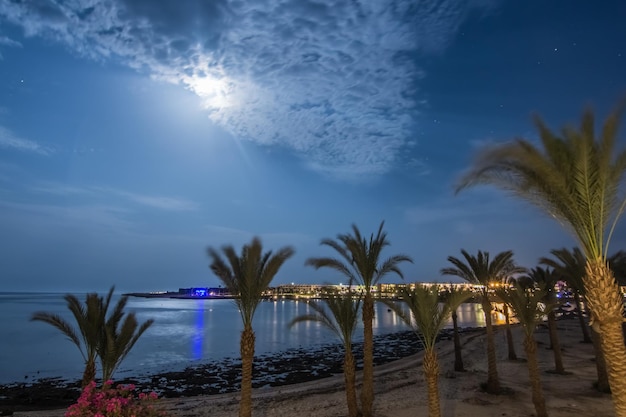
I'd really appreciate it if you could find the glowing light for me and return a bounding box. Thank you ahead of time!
[186,75,234,110]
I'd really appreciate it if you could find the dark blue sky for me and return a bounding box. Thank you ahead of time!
[0,0,625,292]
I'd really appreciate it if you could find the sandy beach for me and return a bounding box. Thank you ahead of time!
[12,317,615,417]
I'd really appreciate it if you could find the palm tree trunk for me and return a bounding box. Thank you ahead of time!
[361,293,375,417]
[81,357,96,388]
[574,293,592,343]
[482,297,501,393]
[239,326,255,417]
[547,311,565,373]
[423,348,441,417]
[344,347,359,417]
[504,305,517,360]
[523,333,549,417]
[585,258,626,417]
[452,311,464,372]
[591,325,610,392]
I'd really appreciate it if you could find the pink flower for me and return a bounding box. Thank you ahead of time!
[64,379,170,417]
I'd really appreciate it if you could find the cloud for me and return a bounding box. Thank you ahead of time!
[32,182,199,211]
[115,191,199,211]
[0,35,21,48]
[0,34,21,58]
[0,200,134,233]
[0,0,494,180]
[0,126,52,155]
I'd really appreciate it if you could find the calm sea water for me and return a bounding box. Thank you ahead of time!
[0,292,490,384]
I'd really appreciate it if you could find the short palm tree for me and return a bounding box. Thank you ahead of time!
[385,285,472,417]
[208,237,294,417]
[289,292,362,417]
[31,290,107,387]
[456,102,626,415]
[496,280,552,417]
[31,287,153,387]
[98,294,154,382]
[441,249,525,394]
[528,266,565,374]
[306,222,412,417]
[540,247,591,342]
[541,247,608,390]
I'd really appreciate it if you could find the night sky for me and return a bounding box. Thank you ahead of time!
[1,0,625,292]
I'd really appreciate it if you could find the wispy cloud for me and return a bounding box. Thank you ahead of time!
[0,35,21,48]
[0,34,21,59]
[0,200,134,232]
[0,0,495,180]
[0,126,52,155]
[114,191,199,211]
[32,182,199,212]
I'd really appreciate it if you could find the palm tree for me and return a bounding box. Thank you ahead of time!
[442,286,473,372]
[385,285,472,417]
[440,249,525,394]
[528,266,566,374]
[31,287,153,386]
[494,279,518,361]
[456,102,626,415]
[495,280,552,417]
[540,248,592,342]
[289,292,362,417]
[98,294,154,382]
[541,247,609,390]
[306,222,412,417]
[31,290,107,387]
[208,237,294,417]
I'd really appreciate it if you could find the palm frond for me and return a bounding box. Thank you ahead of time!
[31,312,85,359]
[441,249,522,291]
[495,280,551,338]
[457,103,626,260]
[208,237,294,327]
[306,221,411,291]
[289,295,361,347]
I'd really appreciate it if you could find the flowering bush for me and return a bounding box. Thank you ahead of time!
[65,380,170,417]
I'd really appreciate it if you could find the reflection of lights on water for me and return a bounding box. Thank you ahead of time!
[192,302,205,361]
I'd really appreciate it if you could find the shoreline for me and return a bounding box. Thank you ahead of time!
[0,327,481,414]
[8,317,615,417]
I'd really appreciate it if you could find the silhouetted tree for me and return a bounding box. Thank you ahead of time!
[208,238,294,417]
[306,222,412,417]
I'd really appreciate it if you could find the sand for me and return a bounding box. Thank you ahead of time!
[14,317,615,417]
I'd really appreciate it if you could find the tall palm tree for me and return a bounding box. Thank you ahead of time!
[385,285,472,417]
[456,102,626,415]
[208,237,294,417]
[494,278,518,361]
[528,266,566,374]
[306,222,412,417]
[440,249,525,394]
[289,292,362,417]
[541,247,609,390]
[99,294,154,382]
[496,280,552,417]
[442,286,473,372]
[31,290,108,387]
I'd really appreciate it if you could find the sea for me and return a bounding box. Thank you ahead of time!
[0,292,491,385]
